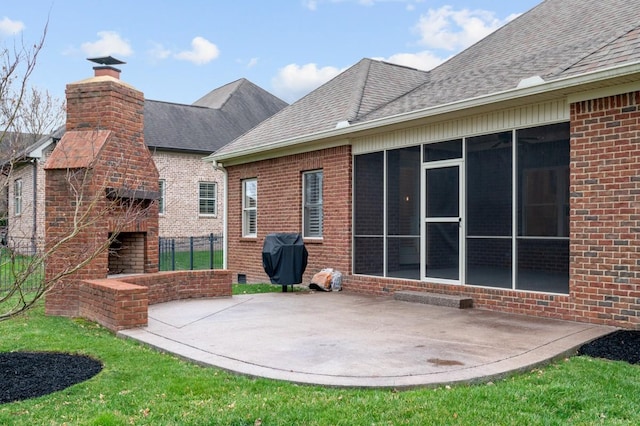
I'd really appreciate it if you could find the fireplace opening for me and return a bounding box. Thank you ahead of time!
[108,232,146,276]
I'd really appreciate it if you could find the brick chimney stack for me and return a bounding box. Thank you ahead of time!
[93,65,121,79]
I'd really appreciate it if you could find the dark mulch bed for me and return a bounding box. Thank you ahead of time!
[0,352,102,404]
[577,330,640,364]
[0,331,637,404]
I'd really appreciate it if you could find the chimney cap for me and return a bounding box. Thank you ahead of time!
[87,56,126,66]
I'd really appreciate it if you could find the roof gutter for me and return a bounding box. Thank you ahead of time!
[205,61,640,165]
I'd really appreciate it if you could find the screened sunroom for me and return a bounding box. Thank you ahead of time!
[353,122,570,294]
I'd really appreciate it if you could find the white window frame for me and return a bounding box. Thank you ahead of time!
[158,179,166,215]
[199,181,218,216]
[303,170,323,238]
[14,179,22,216]
[242,179,257,237]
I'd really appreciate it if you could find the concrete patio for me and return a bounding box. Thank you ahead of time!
[118,291,614,389]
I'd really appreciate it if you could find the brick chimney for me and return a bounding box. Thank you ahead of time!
[44,58,159,317]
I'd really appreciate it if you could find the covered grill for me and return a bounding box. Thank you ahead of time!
[262,233,308,291]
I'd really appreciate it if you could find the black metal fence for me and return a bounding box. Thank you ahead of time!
[0,237,42,293]
[159,234,224,271]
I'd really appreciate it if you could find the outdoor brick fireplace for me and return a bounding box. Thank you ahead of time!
[43,58,232,330]
[44,58,160,317]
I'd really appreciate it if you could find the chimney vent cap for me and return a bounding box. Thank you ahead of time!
[88,56,126,66]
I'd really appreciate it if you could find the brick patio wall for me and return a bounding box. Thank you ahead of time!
[120,269,232,305]
[77,270,232,332]
[79,279,148,331]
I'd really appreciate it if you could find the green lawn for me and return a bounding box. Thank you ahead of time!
[159,249,224,271]
[0,298,639,425]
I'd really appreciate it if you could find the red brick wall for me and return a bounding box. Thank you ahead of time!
[79,279,148,331]
[121,269,232,305]
[346,275,573,319]
[570,91,640,328]
[226,145,352,284]
[45,167,110,316]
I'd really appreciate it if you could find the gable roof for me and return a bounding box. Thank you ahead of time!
[210,0,640,164]
[145,79,287,154]
[213,59,429,157]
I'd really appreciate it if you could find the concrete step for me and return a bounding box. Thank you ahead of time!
[394,290,473,309]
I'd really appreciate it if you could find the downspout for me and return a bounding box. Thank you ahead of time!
[31,159,37,254]
[212,160,228,270]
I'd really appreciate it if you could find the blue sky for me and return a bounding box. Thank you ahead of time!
[2,0,540,105]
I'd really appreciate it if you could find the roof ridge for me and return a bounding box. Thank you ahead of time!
[217,78,248,110]
[191,78,246,109]
[354,62,431,124]
[145,98,213,109]
[345,58,373,122]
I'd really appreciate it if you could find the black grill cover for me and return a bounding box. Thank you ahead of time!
[262,233,308,285]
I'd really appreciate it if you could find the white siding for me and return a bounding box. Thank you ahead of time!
[353,99,569,154]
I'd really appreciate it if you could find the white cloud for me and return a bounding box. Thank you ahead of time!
[174,36,219,65]
[382,50,450,71]
[0,17,24,36]
[148,42,171,60]
[302,0,318,11]
[414,6,513,51]
[81,31,133,57]
[272,63,343,102]
[247,57,259,68]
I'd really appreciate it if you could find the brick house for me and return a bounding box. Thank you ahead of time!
[207,0,640,328]
[6,77,286,251]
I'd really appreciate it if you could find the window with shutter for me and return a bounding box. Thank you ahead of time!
[303,171,323,238]
[242,179,257,237]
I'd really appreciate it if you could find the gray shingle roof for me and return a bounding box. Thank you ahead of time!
[194,78,288,136]
[144,101,235,153]
[214,59,430,157]
[214,0,640,160]
[361,0,640,122]
[144,78,287,153]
